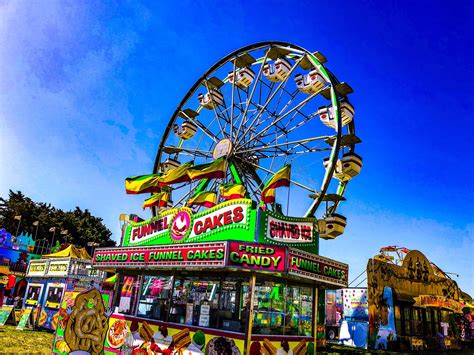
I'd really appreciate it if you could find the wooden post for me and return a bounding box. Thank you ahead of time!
[313,286,319,354]
[245,273,256,355]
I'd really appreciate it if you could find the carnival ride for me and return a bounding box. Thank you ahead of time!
[144,41,362,240]
[103,42,364,355]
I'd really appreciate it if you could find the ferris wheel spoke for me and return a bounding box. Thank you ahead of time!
[236,56,304,146]
[203,79,227,139]
[185,114,220,144]
[236,135,332,155]
[244,159,317,193]
[274,147,332,156]
[167,146,213,159]
[233,49,271,141]
[229,59,237,139]
[257,77,299,122]
[249,87,323,144]
[216,104,232,137]
[172,182,200,208]
[262,110,320,146]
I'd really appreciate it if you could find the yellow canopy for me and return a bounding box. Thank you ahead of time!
[104,274,117,283]
[42,245,92,260]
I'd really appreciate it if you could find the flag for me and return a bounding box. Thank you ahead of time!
[220,183,245,200]
[158,162,193,185]
[187,158,227,181]
[32,221,39,226]
[61,229,68,235]
[142,192,170,210]
[49,227,56,232]
[187,191,217,208]
[119,214,129,221]
[125,173,162,194]
[14,215,21,220]
[261,187,276,204]
[260,165,291,203]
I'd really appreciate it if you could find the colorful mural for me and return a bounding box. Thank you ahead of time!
[52,288,111,355]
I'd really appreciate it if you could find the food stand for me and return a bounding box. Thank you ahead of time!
[23,245,106,331]
[367,248,473,351]
[93,199,349,354]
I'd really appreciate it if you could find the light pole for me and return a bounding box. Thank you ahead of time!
[49,227,56,252]
[13,215,21,242]
[87,242,100,257]
[32,221,39,241]
[60,229,68,244]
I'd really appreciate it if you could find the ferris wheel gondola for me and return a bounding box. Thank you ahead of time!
[153,42,362,239]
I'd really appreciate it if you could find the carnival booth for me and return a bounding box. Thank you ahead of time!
[367,247,473,351]
[23,245,106,331]
[93,200,349,354]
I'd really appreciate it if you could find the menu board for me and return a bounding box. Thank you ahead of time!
[199,304,210,327]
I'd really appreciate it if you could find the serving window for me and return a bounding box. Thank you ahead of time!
[169,277,220,328]
[114,271,315,336]
[116,275,141,315]
[249,280,313,336]
[137,275,173,320]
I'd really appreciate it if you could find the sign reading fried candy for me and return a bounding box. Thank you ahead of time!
[93,242,226,268]
[227,242,286,272]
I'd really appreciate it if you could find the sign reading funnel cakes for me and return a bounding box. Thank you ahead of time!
[170,208,192,243]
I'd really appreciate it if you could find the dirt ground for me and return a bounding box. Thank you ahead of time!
[0,325,54,354]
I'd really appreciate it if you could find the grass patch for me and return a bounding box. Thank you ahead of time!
[0,325,54,354]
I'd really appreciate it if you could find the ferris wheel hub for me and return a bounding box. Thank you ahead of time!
[213,138,233,159]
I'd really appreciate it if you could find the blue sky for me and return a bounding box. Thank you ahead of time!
[0,1,472,295]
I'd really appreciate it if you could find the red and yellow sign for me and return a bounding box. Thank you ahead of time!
[413,295,464,313]
[227,242,286,272]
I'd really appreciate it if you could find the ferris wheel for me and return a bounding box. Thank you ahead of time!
[153,42,362,239]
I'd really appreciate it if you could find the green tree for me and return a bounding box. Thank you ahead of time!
[0,190,115,252]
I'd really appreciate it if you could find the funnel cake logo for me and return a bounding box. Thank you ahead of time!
[170,208,192,243]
